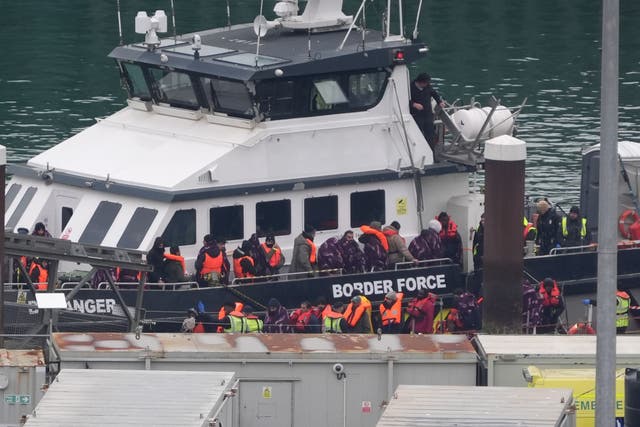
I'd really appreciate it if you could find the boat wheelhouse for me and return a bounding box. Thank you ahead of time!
[5,0,485,273]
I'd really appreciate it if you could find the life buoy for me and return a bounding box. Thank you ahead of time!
[618,209,640,238]
[567,322,595,335]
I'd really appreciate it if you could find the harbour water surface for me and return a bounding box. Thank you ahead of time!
[1,0,639,206]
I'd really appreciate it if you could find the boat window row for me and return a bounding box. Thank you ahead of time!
[161,189,386,247]
[119,61,389,120]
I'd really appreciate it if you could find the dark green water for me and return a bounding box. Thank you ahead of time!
[1,1,639,205]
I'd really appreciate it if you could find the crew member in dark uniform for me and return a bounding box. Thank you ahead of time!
[410,73,445,150]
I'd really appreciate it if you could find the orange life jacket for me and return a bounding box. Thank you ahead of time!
[343,298,372,328]
[360,225,389,252]
[217,303,245,333]
[261,243,282,268]
[233,256,255,278]
[115,267,142,282]
[379,293,404,326]
[201,252,223,275]
[306,239,317,264]
[29,262,48,290]
[438,219,458,239]
[164,253,186,274]
[539,281,561,307]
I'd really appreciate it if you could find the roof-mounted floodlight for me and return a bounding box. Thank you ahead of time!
[135,10,168,51]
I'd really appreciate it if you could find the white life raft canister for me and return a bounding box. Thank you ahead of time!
[452,105,514,141]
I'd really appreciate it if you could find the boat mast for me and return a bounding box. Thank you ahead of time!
[595,0,619,424]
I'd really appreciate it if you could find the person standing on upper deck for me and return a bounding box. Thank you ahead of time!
[383,221,416,269]
[289,226,317,276]
[410,73,445,151]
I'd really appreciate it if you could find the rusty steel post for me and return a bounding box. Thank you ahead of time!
[483,135,526,333]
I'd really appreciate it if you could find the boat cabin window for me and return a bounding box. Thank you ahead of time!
[79,201,122,245]
[117,207,158,249]
[162,209,196,246]
[149,68,200,110]
[5,183,21,212]
[304,196,338,231]
[61,207,73,231]
[348,71,388,109]
[121,63,152,102]
[6,187,37,230]
[256,200,291,237]
[311,79,349,111]
[201,77,254,118]
[255,69,389,120]
[350,190,385,227]
[210,206,244,242]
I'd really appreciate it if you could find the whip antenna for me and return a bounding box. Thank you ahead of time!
[225,0,231,28]
[116,0,124,45]
[170,0,177,42]
[255,0,265,67]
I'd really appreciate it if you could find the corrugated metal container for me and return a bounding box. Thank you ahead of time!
[0,349,46,427]
[475,335,640,386]
[24,369,236,426]
[52,332,478,427]
[376,384,576,427]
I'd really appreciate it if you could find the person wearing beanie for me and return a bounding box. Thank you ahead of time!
[436,212,463,267]
[232,240,257,280]
[383,220,416,268]
[289,226,317,276]
[409,221,444,261]
[264,298,292,333]
[379,291,404,333]
[557,205,591,249]
[410,72,445,150]
[534,199,561,255]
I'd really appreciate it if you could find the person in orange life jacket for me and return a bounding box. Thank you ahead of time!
[383,221,417,268]
[218,301,246,333]
[163,245,186,283]
[29,258,49,290]
[233,240,257,280]
[437,212,463,267]
[379,291,404,333]
[290,300,321,333]
[312,296,332,323]
[243,305,264,333]
[261,234,285,276]
[215,301,245,333]
[344,295,373,333]
[359,221,389,272]
[194,234,223,286]
[557,205,592,248]
[538,277,564,333]
[216,239,231,285]
[289,226,317,275]
[323,301,348,333]
[406,289,436,334]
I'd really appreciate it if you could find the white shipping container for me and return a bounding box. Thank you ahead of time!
[377,384,576,426]
[24,369,237,426]
[474,334,640,386]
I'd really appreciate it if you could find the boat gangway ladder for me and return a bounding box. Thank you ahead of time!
[2,232,153,341]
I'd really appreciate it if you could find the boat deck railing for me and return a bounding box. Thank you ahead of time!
[231,269,344,285]
[394,258,453,270]
[549,244,598,255]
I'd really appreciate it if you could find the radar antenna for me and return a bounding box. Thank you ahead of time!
[135,10,168,51]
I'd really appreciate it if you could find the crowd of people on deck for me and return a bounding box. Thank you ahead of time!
[180,287,485,335]
[14,196,633,335]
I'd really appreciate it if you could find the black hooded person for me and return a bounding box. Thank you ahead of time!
[146,237,166,283]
